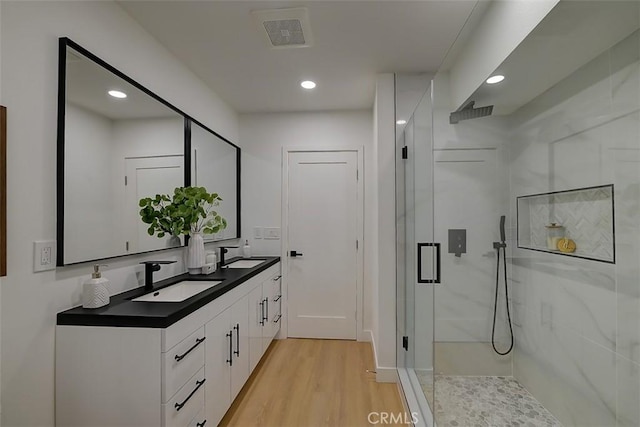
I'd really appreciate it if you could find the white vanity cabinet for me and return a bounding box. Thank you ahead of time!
[56,261,280,427]
[248,271,282,371]
[204,293,250,426]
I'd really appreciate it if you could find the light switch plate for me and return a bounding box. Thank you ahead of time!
[264,227,280,240]
[34,240,56,272]
[253,227,263,239]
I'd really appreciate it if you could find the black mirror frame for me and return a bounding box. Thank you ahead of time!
[56,37,241,266]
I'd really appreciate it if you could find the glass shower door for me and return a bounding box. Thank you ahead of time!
[395,74,435,426]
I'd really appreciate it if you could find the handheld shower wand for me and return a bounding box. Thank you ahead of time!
[492,215,514,355]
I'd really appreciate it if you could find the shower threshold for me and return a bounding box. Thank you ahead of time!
[418,374,563,426]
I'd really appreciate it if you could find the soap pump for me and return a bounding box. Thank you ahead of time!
[82,264,110,309]
[242,240,251,259]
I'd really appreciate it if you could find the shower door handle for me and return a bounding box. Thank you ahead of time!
[417,243,441,284]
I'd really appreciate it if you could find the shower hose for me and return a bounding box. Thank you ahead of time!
[491,240,514,355]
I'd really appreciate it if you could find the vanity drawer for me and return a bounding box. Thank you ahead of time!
[162,327,205,402]
[162,367,205,427]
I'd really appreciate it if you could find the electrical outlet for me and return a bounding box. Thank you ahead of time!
[253,227,263,239]
[34,240,56,272]
[264,227,280,240]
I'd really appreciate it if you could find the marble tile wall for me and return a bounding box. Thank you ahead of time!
[508,29,640,427]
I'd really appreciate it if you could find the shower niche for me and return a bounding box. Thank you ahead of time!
[517,184,615,263]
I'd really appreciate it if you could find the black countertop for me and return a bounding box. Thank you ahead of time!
[57,257,280,328]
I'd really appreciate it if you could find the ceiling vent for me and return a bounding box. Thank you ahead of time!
[252,8,313,49]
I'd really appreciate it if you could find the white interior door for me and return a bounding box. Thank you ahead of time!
[286,151,358,339]
[124,155,183,253]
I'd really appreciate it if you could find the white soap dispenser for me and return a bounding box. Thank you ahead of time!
[242,240,252,258]
[82,264,110,309]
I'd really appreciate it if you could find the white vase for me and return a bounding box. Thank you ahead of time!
[187,232,205,275]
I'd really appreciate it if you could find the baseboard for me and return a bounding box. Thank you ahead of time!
[367,329,397,383]
[376,367,398,383]
[359,328,372,343]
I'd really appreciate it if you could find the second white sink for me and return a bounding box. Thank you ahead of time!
[225,259,266,269]
[131,280,222,302]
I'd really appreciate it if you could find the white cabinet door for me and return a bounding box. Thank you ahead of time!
[248,284,265,372]
[230,294,249,399]
[205,309,232,427]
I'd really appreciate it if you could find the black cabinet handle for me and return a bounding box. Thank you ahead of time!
[226,331,233,366]
[174,337,205,362]
[273,275,281,281]
[259,300,265,326]
[174,378,205,411]
[290,250,303,257]
[274,314,282,323]
[264,298,269,323]
[196,421,207,427]
[273,295,281,302]
[233,323,240,357]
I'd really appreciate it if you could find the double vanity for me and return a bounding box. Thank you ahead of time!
[56,257,281,427]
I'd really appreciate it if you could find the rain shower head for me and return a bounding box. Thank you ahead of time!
[449,100,494,124]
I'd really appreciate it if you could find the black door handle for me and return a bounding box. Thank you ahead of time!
[290,250,303,257]
[417,243,441,284]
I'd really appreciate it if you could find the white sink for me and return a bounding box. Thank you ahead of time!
[225,259,266,269]
[131,280,222,302]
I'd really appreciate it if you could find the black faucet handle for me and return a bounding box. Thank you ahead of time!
[140,260,177,265]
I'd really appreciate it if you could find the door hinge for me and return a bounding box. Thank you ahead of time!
[356,240,359,250]
[402,336,409,351]
[357,169,359,180]
[124,175,128,186]
[402,146,408,160]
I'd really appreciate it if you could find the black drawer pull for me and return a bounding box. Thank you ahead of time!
[174,337,205,362]
[174,378,205,411]
[264,298,269,322]
[196,421,207,427]
[273,275,281,281]
[274,314,282,323]
[273,295,281,302]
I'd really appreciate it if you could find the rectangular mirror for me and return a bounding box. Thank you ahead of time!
[190,120,240,242]
[57,38,241,266]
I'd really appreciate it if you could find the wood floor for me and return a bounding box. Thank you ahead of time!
[219,339,406,427]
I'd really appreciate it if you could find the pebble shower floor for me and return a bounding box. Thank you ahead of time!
[418,374,562,427]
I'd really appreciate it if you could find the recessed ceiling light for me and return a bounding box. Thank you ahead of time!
[486,75,505,84]
[108,90,127,99]
[300,80,316,90]
[396,119,407,125]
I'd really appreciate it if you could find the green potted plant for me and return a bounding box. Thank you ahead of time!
[139,186,227,274]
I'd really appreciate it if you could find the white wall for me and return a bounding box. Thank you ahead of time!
[374,74,397,381]
[239,110,374,332]
[448,0,560,110]
[0,1,238,425]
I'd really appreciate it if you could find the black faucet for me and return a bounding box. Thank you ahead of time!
[219,246,239,268]
[140,261,177,290]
